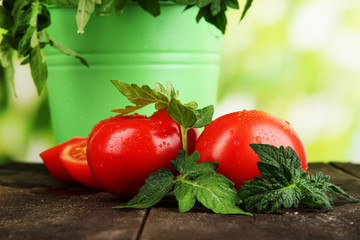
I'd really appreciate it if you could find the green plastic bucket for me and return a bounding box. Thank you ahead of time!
[45,4,222,144]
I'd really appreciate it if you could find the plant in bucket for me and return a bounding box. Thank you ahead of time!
[0,0,253,144]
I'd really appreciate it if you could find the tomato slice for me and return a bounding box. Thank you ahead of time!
[60,138,102,189]
[40,138,80,184]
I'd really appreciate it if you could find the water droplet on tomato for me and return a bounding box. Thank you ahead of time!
[282,126,287,130]
[255,136,262,143]
[285,120,291,125]
[229,130,234,135]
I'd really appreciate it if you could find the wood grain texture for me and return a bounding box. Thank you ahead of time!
[0,163,146,240]
[0,163,359,240]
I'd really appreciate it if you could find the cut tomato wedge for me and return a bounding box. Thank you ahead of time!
[60,138,102,189]
[40,138,80,184]
[40,137,102,189]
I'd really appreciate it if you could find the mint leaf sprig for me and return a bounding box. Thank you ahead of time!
[113,150,252,215]
[238,144,360,214]
[110,80,214,153]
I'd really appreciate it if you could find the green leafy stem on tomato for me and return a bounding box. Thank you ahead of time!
[110,80,214,155]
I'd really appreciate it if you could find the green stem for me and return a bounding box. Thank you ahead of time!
[181,126,188,154]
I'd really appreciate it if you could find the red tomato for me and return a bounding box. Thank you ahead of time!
[40,138,80,184]
[40,137,102,189]
[195,110,308,189]
[60,138,102,189]
[87,109,199,198]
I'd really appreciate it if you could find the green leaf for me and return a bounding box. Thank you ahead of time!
[0,6,14,30]
[168,98,197,128]
[110,80,170,115]
[113,169,175,209]
[193,105,214,128]
[135,0,160,17]
[29,44,47,95]
[192,174,251,215]
[196,6,227,34]
[0,38,13,68]
[226,0,239,9]
[0,39,16,96]
[240,0,253,20]
[195,0,212,8]
[298,177,333,212]
[210,0,221,16]
[76,0,96,35]
[239,176,303,213]
[239,144,360,213]
[13,1,40,56]
[250,144,302,175]
[37,3,51,31]
[40,0,79,7]
[172,151,250,215]
[327,183,360,202]
[171,150,218,178]
[45,31,89,67]
[174,181,197,212]
[96,0,128,16]
[171,0,197,5]
[184,101,198,109]
[114,0,128,15]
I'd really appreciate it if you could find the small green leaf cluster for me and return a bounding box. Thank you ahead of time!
[238,144,360,213]
[111,80,214,153]
[114,150,252,215]
[0,0,88,95]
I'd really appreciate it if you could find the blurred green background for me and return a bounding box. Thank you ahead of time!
[1,0,360,164]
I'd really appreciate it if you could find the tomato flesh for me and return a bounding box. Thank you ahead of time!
[40,138,80,184]
[195,110,308,189]
[61,138,102,189]
[87,109,198,198]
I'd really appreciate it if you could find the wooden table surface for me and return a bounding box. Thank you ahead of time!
[1,162,359,240]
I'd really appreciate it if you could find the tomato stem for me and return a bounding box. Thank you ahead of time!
[181,126,188,154]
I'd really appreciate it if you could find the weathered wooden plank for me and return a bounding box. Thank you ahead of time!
[140,163,360,240]
[330,162,360,179]
[0,163,146,240]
